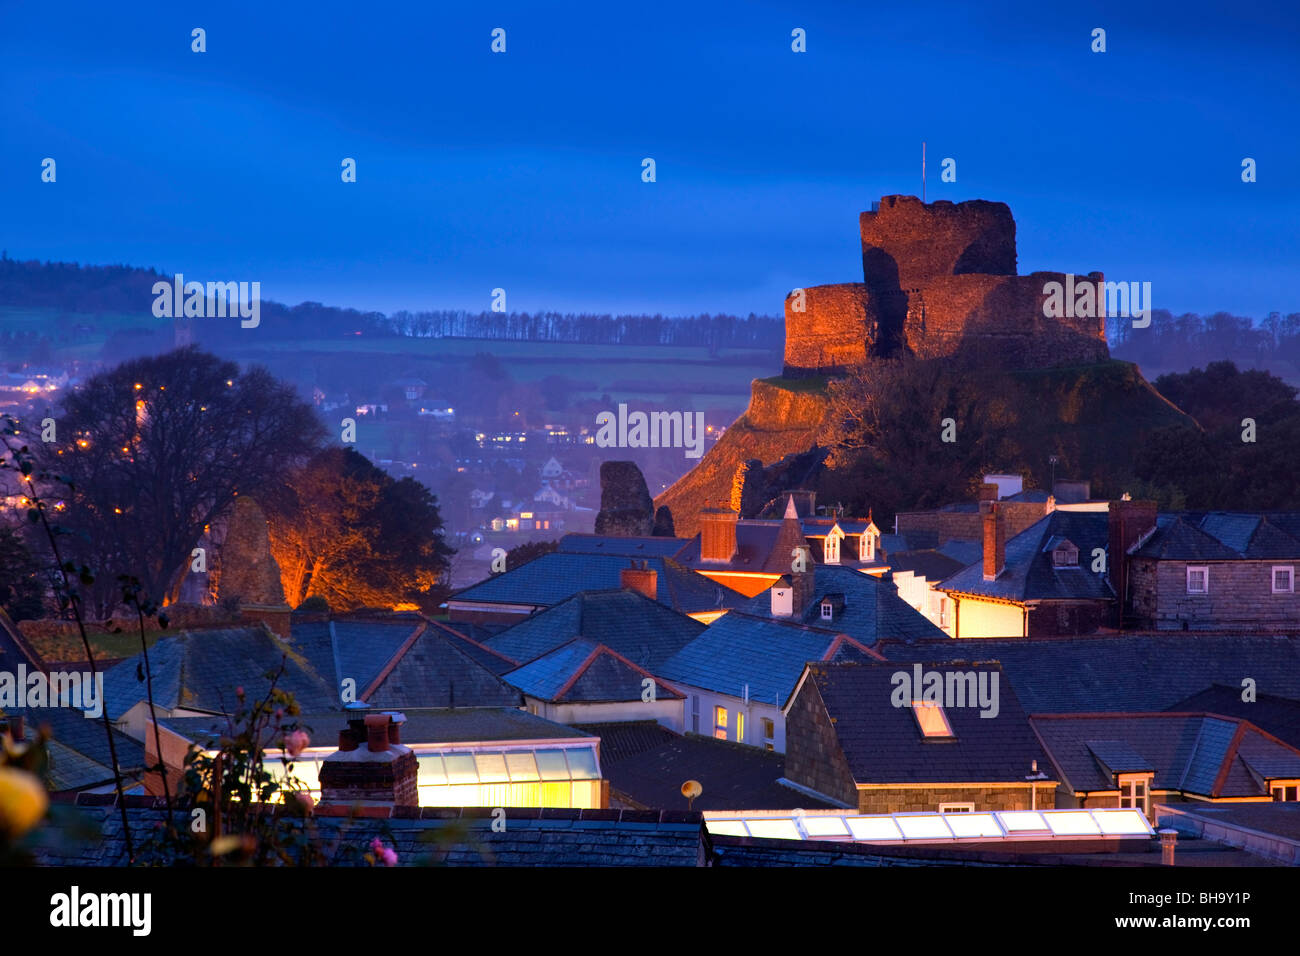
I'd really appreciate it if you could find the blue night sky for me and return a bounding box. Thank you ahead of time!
[3,0,1297,319]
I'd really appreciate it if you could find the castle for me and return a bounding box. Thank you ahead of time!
[783,195,1109,375]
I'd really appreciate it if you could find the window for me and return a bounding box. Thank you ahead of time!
[824,534,840,564]
[911,701,954,738]
[1186,566,1209,594]
[864,533,876,561]
[762,718,775,751]
[939,803,974,813]
[1052,545,1078,567]
[714,706,727,740]
[935,596,950,628]
[1273,566,1294,594]
[691,696,699,734]
[821,601,833,621]
[736,711,745,744]
[1271,782,1300,802]
[1118,774,1152,817]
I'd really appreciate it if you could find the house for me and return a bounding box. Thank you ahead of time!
[658,601,885,754]
[937,503,1116,638]
[502,638,686,730]
[446,553,746,625]
[1127,511,1300,631]
[1031,712,1300,819]
[886,549,967,631]
[674,497,888,597]
[877,633,1300,715]
[783,661,1055,813]
[485,586,705,678]
[392,376,428,401]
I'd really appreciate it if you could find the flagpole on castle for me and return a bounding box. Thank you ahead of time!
[922,141,926,203]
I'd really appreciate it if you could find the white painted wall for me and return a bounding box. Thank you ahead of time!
[676,683,786,753]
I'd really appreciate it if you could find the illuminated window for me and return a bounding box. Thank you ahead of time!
[939,803,974,813]
[736,711,745,744]
[911,701,953,738]
[824,534,839,564]
[864,533,875,561]
[1271,781,1300,801]
[1118,774,1152,816]
[714,706,727,740]
[1186,566,1208,594]
[762,718,775,749]
[1273,567,1294,594]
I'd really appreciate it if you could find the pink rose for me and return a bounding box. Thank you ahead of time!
[370,837,398,866]
[284,730,310,758]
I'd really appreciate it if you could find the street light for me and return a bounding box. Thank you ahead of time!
[1025,759,1050,811]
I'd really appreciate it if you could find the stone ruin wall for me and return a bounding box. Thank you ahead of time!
[783,283,875,375]
[783,195,1109,375]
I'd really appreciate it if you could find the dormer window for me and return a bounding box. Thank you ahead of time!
[821,601,833,621]
[864,532,876,561]
[1046,536,1079,567]
[1117,773,1153,817]
[824,533,840,564]
[911,700,954,738]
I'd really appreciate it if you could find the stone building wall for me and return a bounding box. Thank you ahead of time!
[783,673,860,807]
[1130,558,1300,631]
[860,196,1018,290]
[856,784,1044,814]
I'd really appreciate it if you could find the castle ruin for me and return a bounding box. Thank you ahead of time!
[783,195,1109,375]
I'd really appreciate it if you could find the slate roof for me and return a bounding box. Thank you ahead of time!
[940,510,1114,603]
[878,634,1300,714]
[881,531,941,554]
[599,732,837,811]
[1031,713,1300,798]
[486,588,705,674]
[361,624,523,710]
[939,539,982,566]
[558,533,690,558]
[887,549,966,583]
[1166,685,1300,750]
[803,661,1050,785]
[728,565,950,645]
[574,721,680,763]
[11,706,145,785]
[158,707,592,748]
[425,620,520,675]
[449,552,745,616]
[503,639,684,703]
[30,804,707,867]
[101,627,339,720]
[1133,512,1300,561]
[659,611,882,706]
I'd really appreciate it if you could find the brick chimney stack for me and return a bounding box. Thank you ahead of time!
[982,501,1006,582]
[318,713,417,811]
[978,482,999,502]
[1108,499,1158,625]
[620,560,658,600]
[699,502,739,563]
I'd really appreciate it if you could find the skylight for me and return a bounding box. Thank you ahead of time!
[912,700,954,737]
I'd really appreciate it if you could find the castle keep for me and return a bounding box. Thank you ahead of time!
[784,196,1108,375]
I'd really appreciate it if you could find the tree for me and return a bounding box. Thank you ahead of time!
[265,448,454,611]
[35,347,324,613]
[1154,361,1297,433]
[0,525,45,621]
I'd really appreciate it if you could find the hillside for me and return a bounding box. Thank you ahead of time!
[655,360,1197,534]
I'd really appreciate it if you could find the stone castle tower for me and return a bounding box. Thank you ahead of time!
[783,195,1108,375]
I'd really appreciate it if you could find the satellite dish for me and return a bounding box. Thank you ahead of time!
[681,780,702,799]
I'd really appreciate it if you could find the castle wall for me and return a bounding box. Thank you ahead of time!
[783,283,875,376]
[903,272,1108,366]
[860,196,1017,290]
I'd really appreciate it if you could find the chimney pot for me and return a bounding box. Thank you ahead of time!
[1159,828,1177,866]
[364,713,390,752]
[338,729,357,752]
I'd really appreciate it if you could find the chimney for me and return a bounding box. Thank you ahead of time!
[1159,828,1177,866]
[620,560,658,600]
[318,713,417,810]
[792,549,816,617]
[982,501,1006,581]
[1108,498,1158,625]
[771,576,794,617]
[699,502,739,563]
[978,482,999,502]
